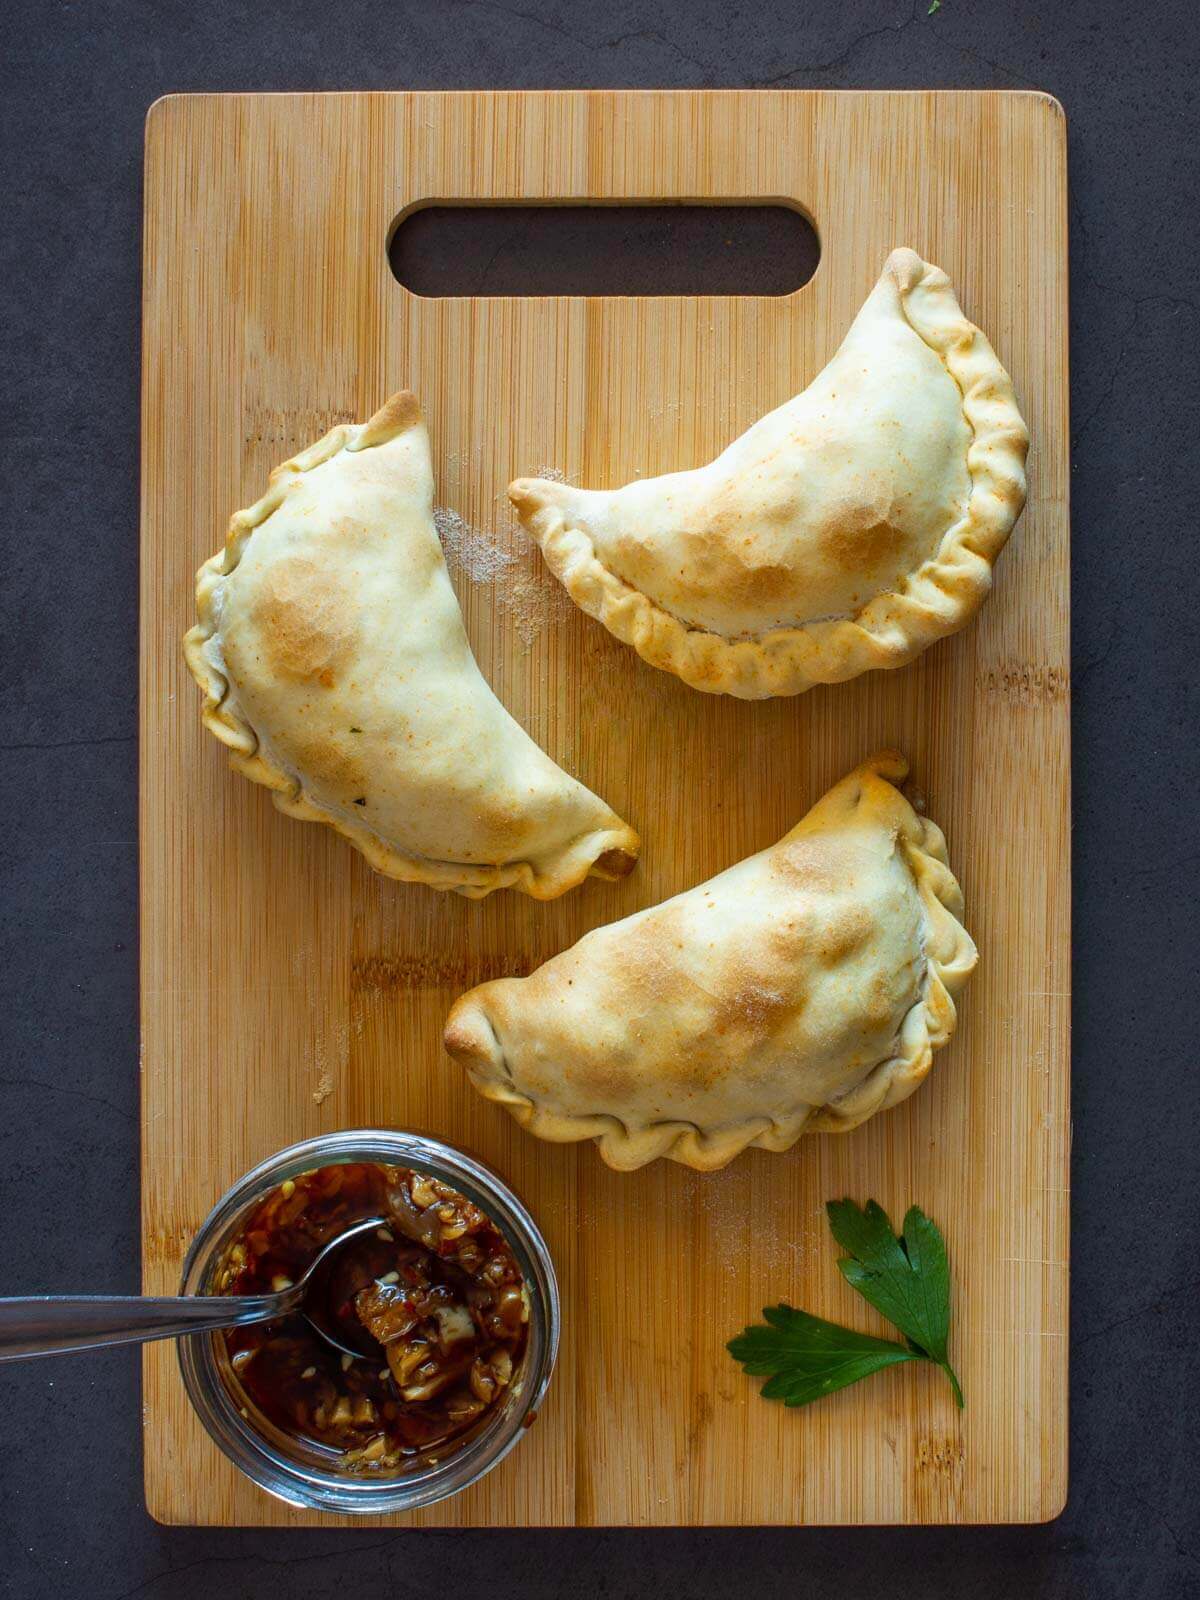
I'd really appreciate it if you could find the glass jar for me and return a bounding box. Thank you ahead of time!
[178,1129,559,1513]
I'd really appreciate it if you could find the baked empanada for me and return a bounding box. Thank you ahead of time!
[510,250,1028,699]
[444,754,975,1170]
[184,392,638,898]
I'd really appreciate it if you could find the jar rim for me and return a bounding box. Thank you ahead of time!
[177,1129,559,1514]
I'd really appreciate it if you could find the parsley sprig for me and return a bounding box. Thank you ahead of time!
[727,1200,963,1411]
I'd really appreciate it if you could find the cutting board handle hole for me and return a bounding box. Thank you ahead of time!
[388,203,819,297]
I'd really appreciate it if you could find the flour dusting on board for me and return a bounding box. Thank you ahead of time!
[435,505,571,645]
[673,1168,826,1278]
[434,507,514,582]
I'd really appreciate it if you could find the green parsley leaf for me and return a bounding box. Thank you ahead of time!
[826,1199,963,1407]
[727,1305,920,1408]
[928,0,942,13]
[728,1201,963,1412]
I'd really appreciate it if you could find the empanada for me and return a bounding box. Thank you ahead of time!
[444,754,975,1170]
[510,250,1028,699]
[184,392,639,898]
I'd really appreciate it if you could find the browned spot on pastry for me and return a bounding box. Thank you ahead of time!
[250,555,358,686]
[441,1016,479,1062]
[355,951,540,993]
[817,500,907,578]
[861,967,902,1028]
[709,972,796,1042]
[361,389,423,442]
[672,516,800,615]
[468,796,531,853]
[572,1055,639,1102]
[811,903,874,967]
[285,732,368,798]
[727,561,794,609]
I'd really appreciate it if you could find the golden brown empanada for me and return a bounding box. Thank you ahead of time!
[510,250,1028,699]
[184,392,638,898]
[444,754,975,1169]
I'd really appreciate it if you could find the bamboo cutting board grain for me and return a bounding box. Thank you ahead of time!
[140,90,1069,1526]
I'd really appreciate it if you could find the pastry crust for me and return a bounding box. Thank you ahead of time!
[444,754,977,1170]
[184,393,639,899]
[510,250,1028,699]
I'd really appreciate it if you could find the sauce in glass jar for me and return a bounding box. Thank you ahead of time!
[217,1162,529,1474]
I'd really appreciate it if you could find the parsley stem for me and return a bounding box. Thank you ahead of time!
[941,1359,965,1409]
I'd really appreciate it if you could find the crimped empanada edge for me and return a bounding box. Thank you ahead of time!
[510,248,1029,700]
[446,753,978,1169]
[805,805,978,1135]
[182,391,639,901]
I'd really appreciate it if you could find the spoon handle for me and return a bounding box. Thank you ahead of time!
[0,1293,287,1361]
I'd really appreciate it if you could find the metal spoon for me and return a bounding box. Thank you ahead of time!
[0,1215,391,1362]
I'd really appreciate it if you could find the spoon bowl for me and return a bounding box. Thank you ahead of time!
[288,1214,391,1359]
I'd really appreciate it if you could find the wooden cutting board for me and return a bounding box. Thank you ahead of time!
[140,89,1069,1526]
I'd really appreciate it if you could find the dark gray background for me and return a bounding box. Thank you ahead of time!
[2,2,1197,1596]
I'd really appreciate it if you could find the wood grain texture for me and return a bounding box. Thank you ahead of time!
[140,89,1069,1527]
